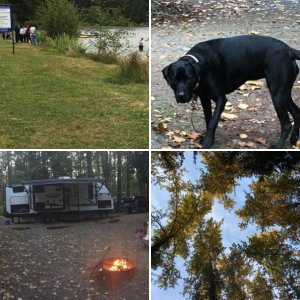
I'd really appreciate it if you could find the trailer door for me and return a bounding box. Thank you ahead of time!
[66,185,79,212]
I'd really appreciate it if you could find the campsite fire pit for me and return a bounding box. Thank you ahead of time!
[102,257,135,283]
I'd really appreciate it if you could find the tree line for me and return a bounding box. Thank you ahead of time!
[6,0,148,26]
[0,151,149,210]
[152,151,300,299]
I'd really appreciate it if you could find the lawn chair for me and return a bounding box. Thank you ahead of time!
[137,221,149,248]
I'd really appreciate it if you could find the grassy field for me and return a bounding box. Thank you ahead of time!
[0,40,148,148]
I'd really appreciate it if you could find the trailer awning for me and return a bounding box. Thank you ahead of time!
[22,178,105,185]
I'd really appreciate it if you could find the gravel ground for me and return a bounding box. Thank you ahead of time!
[151,0,300,149]
[0,213,149,300]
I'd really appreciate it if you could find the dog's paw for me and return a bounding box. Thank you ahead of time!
[290,135,299,146]
[200,139,214,149]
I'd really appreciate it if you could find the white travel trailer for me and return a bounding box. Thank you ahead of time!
[5,178,114,221]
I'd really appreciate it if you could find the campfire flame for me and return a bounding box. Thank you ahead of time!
[108,258,129,272]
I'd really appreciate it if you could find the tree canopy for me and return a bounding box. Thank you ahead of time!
[6,0,148,26]
[152,151,300,299]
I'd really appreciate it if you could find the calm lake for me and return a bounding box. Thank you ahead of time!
[79,26,149,56]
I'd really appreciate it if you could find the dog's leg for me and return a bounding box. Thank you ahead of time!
[268,88,292,148]
[201,96,227,148]
[288,98,300,145]
[266,58,297,148]
[200,97,212,128]
[288,63,300,145]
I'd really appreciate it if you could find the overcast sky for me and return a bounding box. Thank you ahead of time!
[151,152,258,300]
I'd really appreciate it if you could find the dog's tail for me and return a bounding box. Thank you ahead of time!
[291,48,300,60]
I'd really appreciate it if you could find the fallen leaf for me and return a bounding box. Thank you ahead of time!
[255,137,268,146]
[187,132,201,140]
[194,143,202,149]
[221,112,238,120]
[246,80,263,86]
[161,117,172,123]
[173,135,186,143]
[180,130,187,136]
[238,84,248,91]
[293,140,300,149]
[153,123,168,132]
[239,133,248,139]
[237,141,255,148]
[238,103,249,110]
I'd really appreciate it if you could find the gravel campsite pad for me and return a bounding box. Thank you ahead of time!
[0,213,149,300]
[151,0,300,149]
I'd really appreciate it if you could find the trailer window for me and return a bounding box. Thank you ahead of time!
[33,185,45,193]
[12,186,25,193]
[88,183,93,199]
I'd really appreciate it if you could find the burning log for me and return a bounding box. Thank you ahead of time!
[88,256,135,286]
[102,257,135,282]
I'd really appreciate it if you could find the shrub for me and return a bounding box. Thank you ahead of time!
[115,52,149,83]
[90,27,133,56]
[36,0,80,38]
[45,34,85,55]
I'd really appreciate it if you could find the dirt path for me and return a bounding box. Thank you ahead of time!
[0,213,149,300]
[151,0,300,149]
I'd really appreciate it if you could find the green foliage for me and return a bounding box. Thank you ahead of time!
[83,5,132,26]
[219,244,252,300]
[83,0,148,25]
[123,0,148,24]
[115,52,149,84]
[248,272,274,300]
[152,151,300,299]
[0,151,148,200]
[7,0,148,26]
[44,34,85,55]
[183,219,224,300]
[36,0,81,38]
[91,27,132,55]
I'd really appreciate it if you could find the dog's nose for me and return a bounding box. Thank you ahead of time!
[178,91,185,97]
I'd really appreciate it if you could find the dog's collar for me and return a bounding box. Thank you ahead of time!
[182,54,199,63]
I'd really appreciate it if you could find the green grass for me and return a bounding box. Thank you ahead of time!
[0,40,148,148]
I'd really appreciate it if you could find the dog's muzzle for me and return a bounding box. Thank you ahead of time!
[176,91,192,103]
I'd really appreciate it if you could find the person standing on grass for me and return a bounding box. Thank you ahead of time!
[29,25,37,45]
[139,37,144,52]
[25,26,30,43]
[20,26,25,43]
[14,25,20,43]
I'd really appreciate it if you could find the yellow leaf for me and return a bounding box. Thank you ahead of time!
[238,103,249,110]
[221,112,238,120]
[246,80,263,86]
[173,135,186,143]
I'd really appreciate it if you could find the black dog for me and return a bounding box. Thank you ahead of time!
[162,35,300,148]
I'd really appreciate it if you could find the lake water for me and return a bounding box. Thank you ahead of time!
[79,27,149,56]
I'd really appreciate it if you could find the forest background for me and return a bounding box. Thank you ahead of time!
[6,0,148,26]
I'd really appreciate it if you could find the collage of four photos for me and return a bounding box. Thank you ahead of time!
[0,0,300,299]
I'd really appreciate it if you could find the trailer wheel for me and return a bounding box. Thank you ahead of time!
[127,207,133,214]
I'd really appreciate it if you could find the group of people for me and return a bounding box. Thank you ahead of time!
[14,25,37,44]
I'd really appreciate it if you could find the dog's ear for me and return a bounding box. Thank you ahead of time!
[162,64,171,85]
